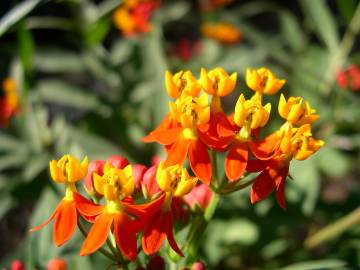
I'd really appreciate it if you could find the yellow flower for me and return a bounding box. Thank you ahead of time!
[165,70,201,98]
[278,94,320,126]
[156,162,197,197]
[246,67,286,95]
[93,162,134,201]
[199,67,237,96]
[279,124,324,161]
[49,155,88,183]
[201,22,242,44]
[169,92,210,129]
[233,93,271,141]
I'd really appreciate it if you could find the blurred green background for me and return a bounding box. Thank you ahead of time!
[1,0,360,269]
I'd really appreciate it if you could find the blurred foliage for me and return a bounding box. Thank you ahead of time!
[0,0,360,269]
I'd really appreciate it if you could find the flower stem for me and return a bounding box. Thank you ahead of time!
[305,207,360,249]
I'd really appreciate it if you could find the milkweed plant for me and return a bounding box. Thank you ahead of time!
[30,66,324,269]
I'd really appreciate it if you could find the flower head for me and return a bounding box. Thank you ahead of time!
[234,93,271,141]
[278,94,320,126]
[165,70,201,98]
[49,155,88,183]
[169,92,210,130]
[93,162,134,201]
[279,124,324,161]
[199,67,237,97]
[246,67,286,95]
[156,162,197,197]
[47,258,67,270]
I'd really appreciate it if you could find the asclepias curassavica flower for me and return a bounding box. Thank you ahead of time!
[30,66,324,269]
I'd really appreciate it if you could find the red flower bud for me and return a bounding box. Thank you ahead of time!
[142,165,161,198]
[108,155,129,169]
[11,260,26,270]
[184,184,213,210]
[83,160,105,193]
[47,258,67,270]
[336,70,347,88]
[191,261,205,270]
[132,164,147,189]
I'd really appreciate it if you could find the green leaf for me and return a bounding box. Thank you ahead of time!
[279,10,307,52]
[22,153,50,181]
[222,218,259,245]
[0,0,41,37]
[299,0,339,51]
[280,259,346,270]
[336,0,357,23]
[17,22,35,75]
[34,50,85,73]
[85,18,111,47]
[36,79,108,114]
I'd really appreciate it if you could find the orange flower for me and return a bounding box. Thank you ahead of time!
[201,22,242,44]
[223,93,275,181]
[113,0,159,36]
[142,163,197,256]
[248,124,324,208]
[144,91,212,184]
[198,67,237,151]
[30,155,88,246]
[47,258,67,270]
[0,78,20,126]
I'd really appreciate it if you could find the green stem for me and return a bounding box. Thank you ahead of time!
[217,176,255,195]
[321,1,360,95]
[305,207,360,249]
[77,218,117,261]
[210,150,219,187]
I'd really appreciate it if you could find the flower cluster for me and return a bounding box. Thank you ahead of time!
[0,78,19,126]
[113,0,160,36]
[144,67,324,208]
[31,67,323,266]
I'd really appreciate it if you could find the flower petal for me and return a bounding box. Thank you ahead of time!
[73,192,105,222]
[248,132,280,160]
[54,200,77,246]
[142,210,168,255]
[225,142,248,182]
[164,212,184,257]
[250,170,276,205]
[189,139,212,185]
[164,136,190,167]
[80,212,114,256]
[30,205,59,232]
[275,166,289,209]
[114,213,138,261]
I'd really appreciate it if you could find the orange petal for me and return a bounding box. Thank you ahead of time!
[250,170,276,205]
[189,139,212,185]
[153,127,183,145]
[114,213,138,261]
[54,200,77,246]
[80,212,114,256]
[142,210,168,255]
[248,132,280,160]
[274,166,289,210]
[225,142,248,182]
[73,192,104,218]
[164,212,184,257]
[30,205,59,232]
[164,136,190,167]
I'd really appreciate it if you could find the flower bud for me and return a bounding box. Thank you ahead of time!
[142,165,161,198]
[83,160,105,194]
[108,155,129,169]
[47,258,67,270]
[192,261,205,270]
[11,260,25,270]
[184,184,213,210]
[132,164,147,189]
